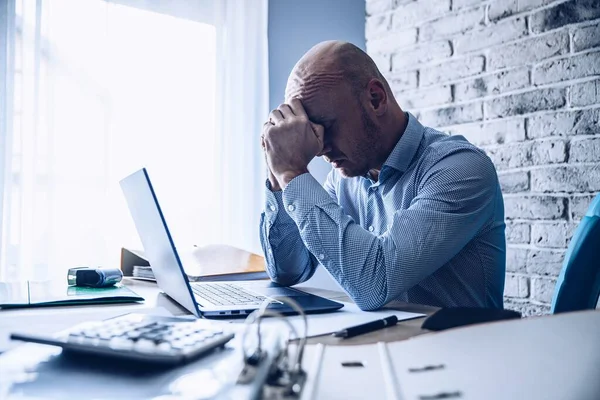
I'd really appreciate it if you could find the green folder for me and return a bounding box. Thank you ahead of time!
[0,280,144,308]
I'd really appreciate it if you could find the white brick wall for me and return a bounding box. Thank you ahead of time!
[366,0,600,316]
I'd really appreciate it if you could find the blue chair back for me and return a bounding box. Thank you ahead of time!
[551,193,600,313]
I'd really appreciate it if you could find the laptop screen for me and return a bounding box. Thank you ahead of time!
[120,168,201,317]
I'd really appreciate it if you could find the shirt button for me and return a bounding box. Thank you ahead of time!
[269,204,276,212]
[368,226,374,232]
[268,249,273,255]
[318,254,325,261]
[287,204,295,212]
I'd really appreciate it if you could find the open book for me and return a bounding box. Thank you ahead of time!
[121,245,268,282]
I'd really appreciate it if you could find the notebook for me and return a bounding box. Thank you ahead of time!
[0,280,143,308]
[121,246,269,282]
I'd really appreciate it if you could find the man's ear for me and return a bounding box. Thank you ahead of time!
[368,79,388,117]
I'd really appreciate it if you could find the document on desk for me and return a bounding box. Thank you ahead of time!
[299,310,600,400]
[239,302,425,338]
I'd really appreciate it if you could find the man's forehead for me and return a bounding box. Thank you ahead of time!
[285,70,347,121]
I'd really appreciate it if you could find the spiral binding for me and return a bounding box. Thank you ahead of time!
[238,296,308,398]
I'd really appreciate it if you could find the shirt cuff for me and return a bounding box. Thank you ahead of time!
[264,180,294,225]
[282,173,336,224]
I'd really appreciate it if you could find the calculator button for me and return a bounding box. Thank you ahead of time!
[109,338,134,351]
[156,342,173,353]
[134,339,157,353]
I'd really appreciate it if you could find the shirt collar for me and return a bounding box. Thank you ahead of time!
[382,112,424,173]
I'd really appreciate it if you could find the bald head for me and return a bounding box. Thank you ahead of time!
[280,41,406,178]
[285,41,392,103]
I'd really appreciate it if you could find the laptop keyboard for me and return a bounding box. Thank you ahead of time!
[191,283,281,306]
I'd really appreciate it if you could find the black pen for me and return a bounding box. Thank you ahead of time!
[333,315,399,339]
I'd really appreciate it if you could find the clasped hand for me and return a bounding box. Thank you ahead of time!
[261,98,325,190]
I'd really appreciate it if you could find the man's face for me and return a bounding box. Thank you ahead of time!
[287,82,382,178]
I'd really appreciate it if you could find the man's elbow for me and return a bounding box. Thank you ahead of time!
[351,290,388,311]
[267,270,306,287]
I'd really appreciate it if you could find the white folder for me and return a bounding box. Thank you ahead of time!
[300,310,600,400]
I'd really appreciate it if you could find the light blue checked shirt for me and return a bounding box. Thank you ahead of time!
[260,113,506,311]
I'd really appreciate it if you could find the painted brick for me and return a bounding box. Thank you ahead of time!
[533,51,600,85]
[485,142,532,170]
[452,118,526,146]
[504,274,530,298]
[454,68,530,101]
[531,165,600,192]
[504,196,566,220]
[419,102,483,126]
[392,0,451,30]
[570,195,596,220]
[488,0,517,21]
[499,171,530,193]
[452,0,486,10]
[486,140,567,170]
[530,0,600,34]
[367,0,393,16]
[486,88,566,119]
[527,250,565,277]
[420,55,485,87]
[388,71,418,90]
[391,41,452,70]
[531,277,558,304]
[530,139,567,165]
[569,137,600,163]
[570,79,600,108]
[489,0,555,22]
[531,222,568,248]
[573,22,600,52]
[505,300,551,316]
[565,223,579,247]
[367,29,418,54]
[396,85,453,109]
[454,17,527,54]
[526,109,600,138]
[506,247,528,272]
[420,7,484,42]
[367,13,392,39]
[487,30,569,70]
[372,53,391,73]
[506,222,531,244]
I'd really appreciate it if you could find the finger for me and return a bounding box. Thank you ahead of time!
[278,103,295,119]
[262,121,273,138]
[269,109,284,123]
[311,122,326,152]
[288,98,309,118]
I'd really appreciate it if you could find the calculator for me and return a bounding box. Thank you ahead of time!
[10,313,235,366]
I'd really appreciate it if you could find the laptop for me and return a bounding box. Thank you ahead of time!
[119,168,343,318]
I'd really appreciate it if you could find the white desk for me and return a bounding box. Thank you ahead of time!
[2,279,599,399]
[0,278,436,353]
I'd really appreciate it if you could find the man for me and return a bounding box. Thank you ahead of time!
[260,41,505,311]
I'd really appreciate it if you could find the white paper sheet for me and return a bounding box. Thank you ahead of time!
[230,302,425,338]
[295,265,345,292]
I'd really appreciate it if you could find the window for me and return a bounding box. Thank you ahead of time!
[2,0,219,281]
